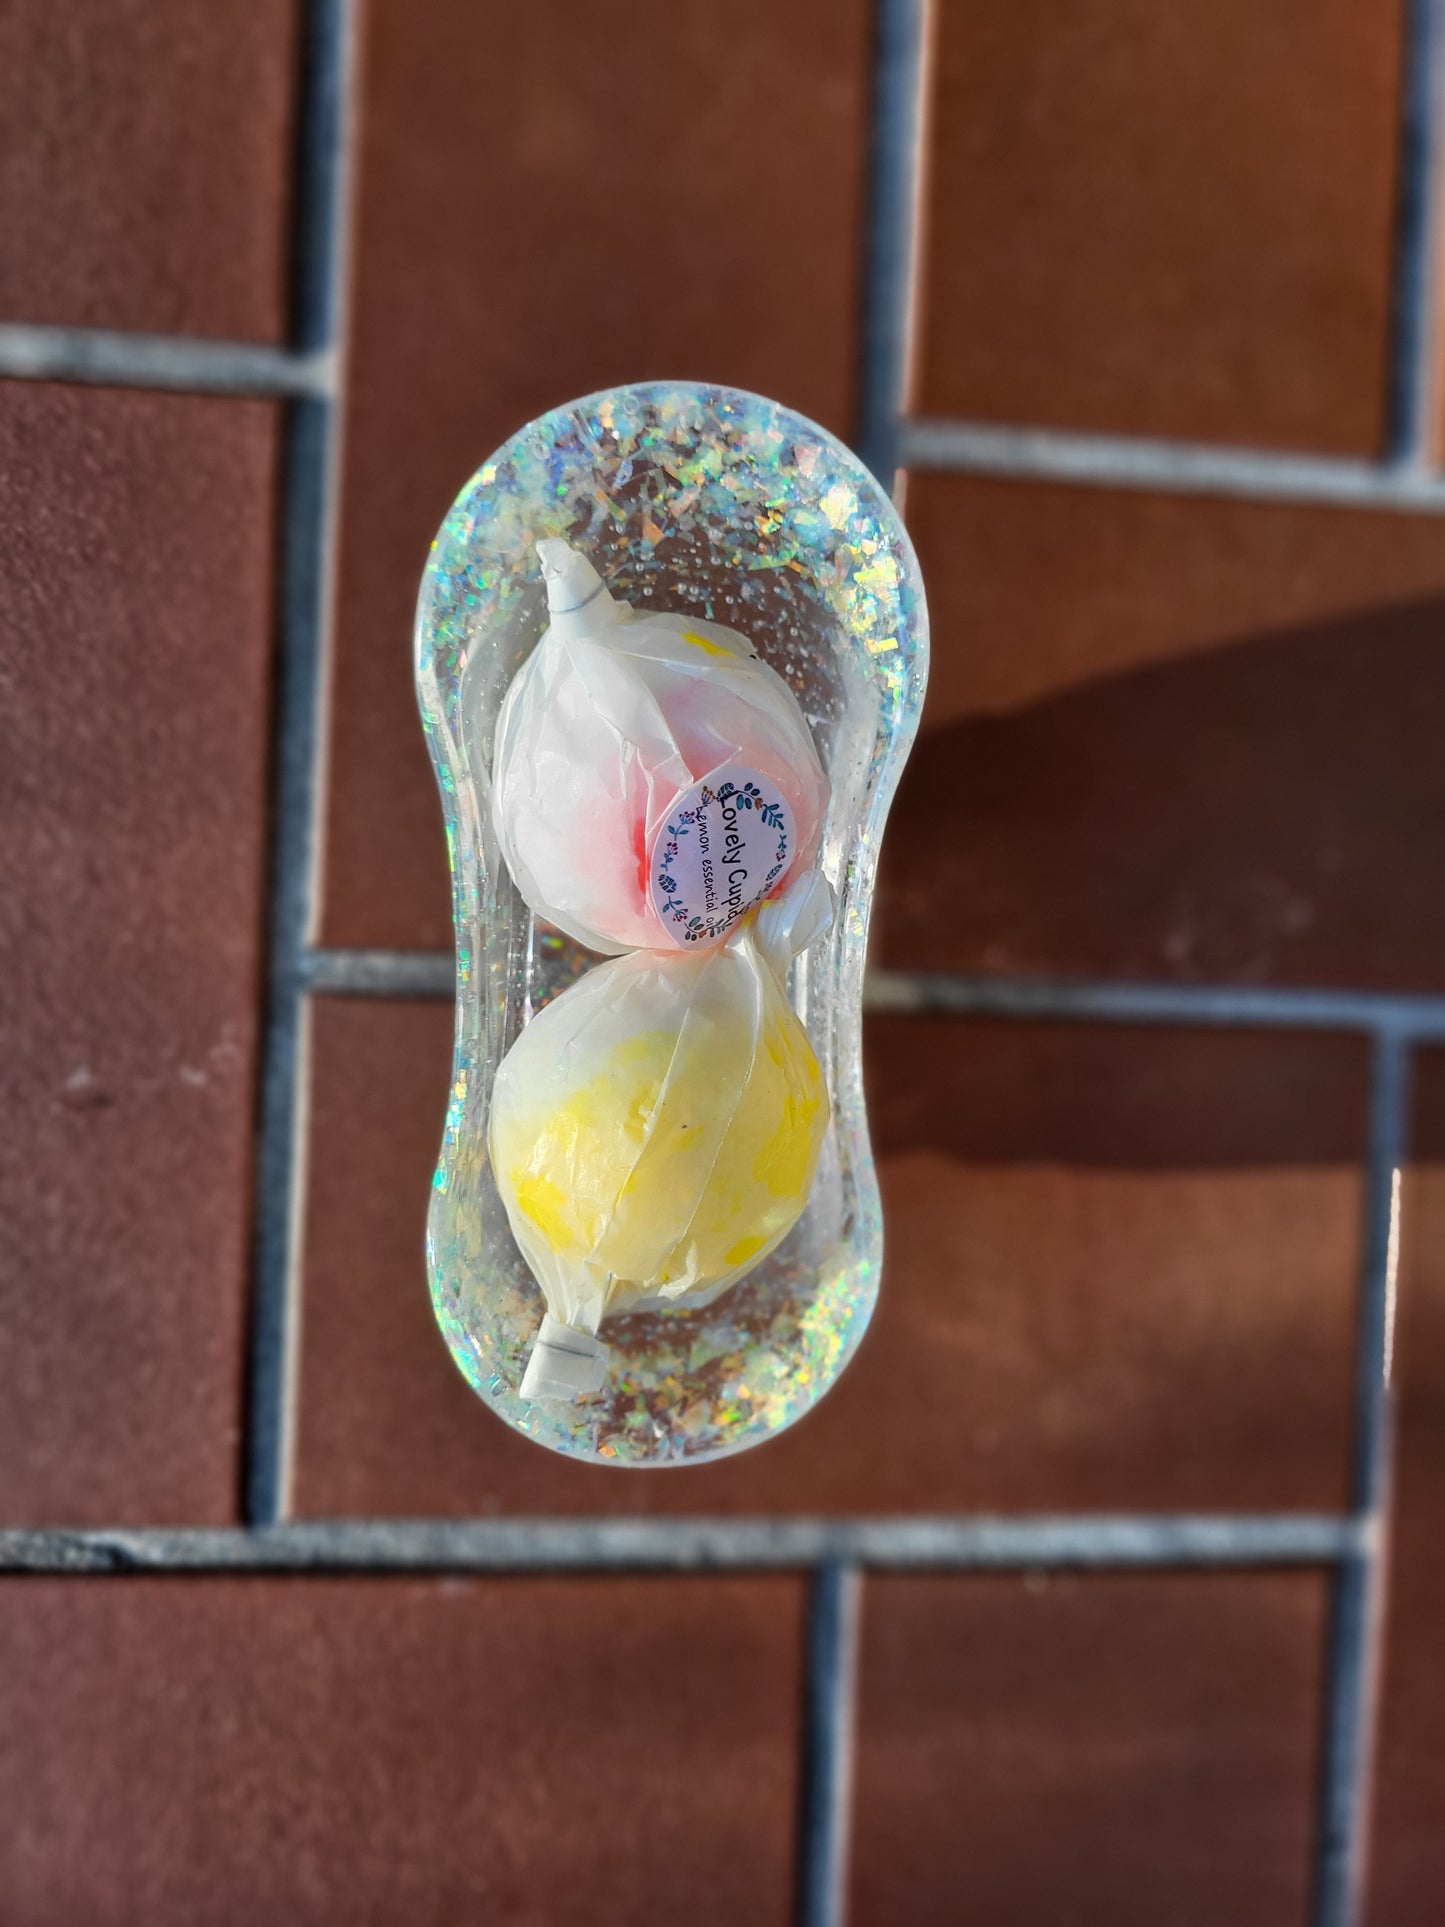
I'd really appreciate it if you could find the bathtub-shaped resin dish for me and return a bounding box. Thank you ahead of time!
[416,381,928,1465]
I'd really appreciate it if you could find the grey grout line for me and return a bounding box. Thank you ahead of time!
[244,0,356,1529]
[287,0,355,361]
[1387,0,1445,468]
[305,947,455,996]
[7,319,1445,521]
[1306,7,1443,1905]
[855,0,932,492]
[245,393,327,1525]
[1351,1042,1412,1553]
[0,322,332,397]
[864,969,1445,1040]
[304,947,1445,1042]
[11,317,1445,520]
[0,1515,1364,1577]
[799,1564,863,1927]
[900,417,1445,511]
[817,6,926,1909]
[1312,1034,1413,1927]
[1318,1552,1388,1927]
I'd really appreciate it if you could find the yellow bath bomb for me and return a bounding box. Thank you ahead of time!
[489,935,828,1336]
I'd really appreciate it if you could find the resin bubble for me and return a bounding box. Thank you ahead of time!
[416,381,928,1465]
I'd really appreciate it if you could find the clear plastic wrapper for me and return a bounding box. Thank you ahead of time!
[491,539,829,954]
[489,871,835,1399]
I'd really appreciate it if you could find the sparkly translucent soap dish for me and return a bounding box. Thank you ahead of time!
[416,381,928,1464]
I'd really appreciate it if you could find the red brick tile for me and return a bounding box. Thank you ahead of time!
[0,1573,802,1925]
[1367,1054,1445,1926]
[852,1572,1327,1927]
[292,1001,1361,1516]
[0,0,298,340]
[320,0,874,949]
[881,478,1445,987]
[0,383,280,1524]
[916,0,1401,453]
[868,1013,1368,1169]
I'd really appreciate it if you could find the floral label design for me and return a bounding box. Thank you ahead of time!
[649,763,794,946]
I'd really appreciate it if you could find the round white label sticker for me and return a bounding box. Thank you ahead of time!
[649,764,795,946]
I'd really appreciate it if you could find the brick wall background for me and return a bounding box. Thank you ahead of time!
[3,2,1444,1923]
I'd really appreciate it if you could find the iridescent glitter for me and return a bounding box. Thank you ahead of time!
[416,382,928,1464]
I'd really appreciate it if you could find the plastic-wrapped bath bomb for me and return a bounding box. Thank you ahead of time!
[490,871,835,1400]
[490,539,829,954]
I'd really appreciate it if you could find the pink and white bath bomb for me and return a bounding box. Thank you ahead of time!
[490,540,829,953]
